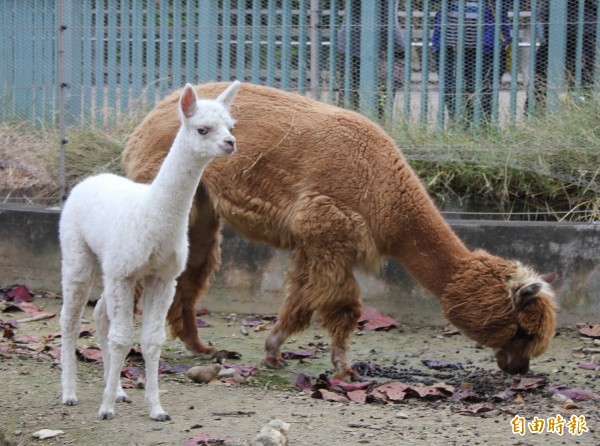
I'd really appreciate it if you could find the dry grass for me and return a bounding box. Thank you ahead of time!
[0,122,59,203]
[0,117,133,205]
[0,94,598,221]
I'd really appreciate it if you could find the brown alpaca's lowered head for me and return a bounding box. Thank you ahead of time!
[440,250,557,375]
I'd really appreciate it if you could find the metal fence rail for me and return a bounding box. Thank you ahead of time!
[1,0,599,128]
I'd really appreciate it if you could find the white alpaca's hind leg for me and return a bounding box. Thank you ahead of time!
[98,278,135,420]
[139,276,177,421]
[60,247,95,406]
[93,297,130,403]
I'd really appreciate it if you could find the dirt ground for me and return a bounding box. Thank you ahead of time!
[0,293,598,446]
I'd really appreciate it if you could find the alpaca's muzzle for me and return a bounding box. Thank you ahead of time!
[495,348,530,374]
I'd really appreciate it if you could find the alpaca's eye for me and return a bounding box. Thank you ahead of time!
[197,127,209,135]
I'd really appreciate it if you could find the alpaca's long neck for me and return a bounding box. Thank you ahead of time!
[146,131,210,227]
[380,163,471,298]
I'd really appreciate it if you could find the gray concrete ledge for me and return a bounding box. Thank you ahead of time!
[1,205,598,326]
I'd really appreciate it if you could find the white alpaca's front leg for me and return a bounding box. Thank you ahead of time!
[139,277,177,421]
[93,297,130,403]
[60,256,94,406]
[98,279,136,420]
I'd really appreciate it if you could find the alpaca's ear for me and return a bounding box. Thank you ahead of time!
[514,282,542,308]
[217,80,241,110]
[541,272,557,284]
[180,83,198,118]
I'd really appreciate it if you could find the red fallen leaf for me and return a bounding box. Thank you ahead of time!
[510,376,547,391]
[491,389,516,401]
[347,389,367,404]
[411,384,447,399]
[1,319,19,329]
[449,388,480,402]
[577,322,600,338]
[422,359,462,370]
[313,389,350,403]
[42,344,60,360]
[282,346,317,360]
[295,373,313,391]
[76,347,103,363]
[121,366,144,379]
[458,403,495,414]
[120,379,137,389]
[14,302,55,319]
[196,318,212,328]
[433,382,455,396]
[221,362,258,377]
[358,306,399,331]
[442,324,461,336]
[6,285,33,303]
[578,363,600,371]
[549,385,600,401]
[14,335,43,344]
[195,307,210,316]
[329,378,373,392]
[370,382,413,402]
[184,432,233,445]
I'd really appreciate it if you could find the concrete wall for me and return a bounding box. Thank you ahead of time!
[1,204,598,326]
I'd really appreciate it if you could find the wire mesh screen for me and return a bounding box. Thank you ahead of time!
[1,0,598,125]
[0,0,598,215]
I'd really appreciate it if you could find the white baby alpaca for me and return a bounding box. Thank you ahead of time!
[59,81,240,421]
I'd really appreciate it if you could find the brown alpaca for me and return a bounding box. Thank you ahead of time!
[123,82,557,379]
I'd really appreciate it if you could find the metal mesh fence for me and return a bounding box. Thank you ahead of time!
[0,0,598,213]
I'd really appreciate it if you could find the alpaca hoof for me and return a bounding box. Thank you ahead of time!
[264,356,287,369]
[116,394,131,403]
[62,396,78,406]
[181,337,218,357]
[99,409,114,420]
[332,368,357,382]
[150,411,171,422]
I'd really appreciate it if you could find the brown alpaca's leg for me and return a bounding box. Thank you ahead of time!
[264,249,361,380]
[320,283,362,381]
[167,187,221,355]
[265,250,314,369]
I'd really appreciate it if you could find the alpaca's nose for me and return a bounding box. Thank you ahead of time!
[224,136,236,154]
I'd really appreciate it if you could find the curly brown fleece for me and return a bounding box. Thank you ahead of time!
[123,82,556,378]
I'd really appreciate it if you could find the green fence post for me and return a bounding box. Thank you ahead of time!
[546,0,567,110]
[359,0,379,117]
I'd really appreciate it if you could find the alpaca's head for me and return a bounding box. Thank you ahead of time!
[441,250,557,375]
[177,81,240,158]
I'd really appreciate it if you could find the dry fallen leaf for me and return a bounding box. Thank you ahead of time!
[312,389,350,403]
[549,385,600,401]
[357,306,399,331]
[282,346,318,360]
[577,322,600,338]
[458,403,495,414]
[184,432,232,445]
